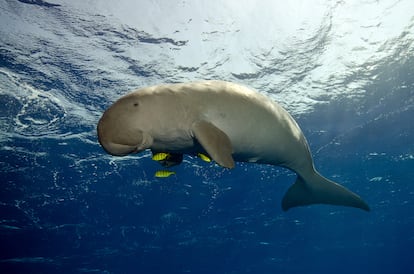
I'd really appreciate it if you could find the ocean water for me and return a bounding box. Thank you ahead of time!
[1,0,413,273]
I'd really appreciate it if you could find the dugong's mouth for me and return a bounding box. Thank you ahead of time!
[100,141,140,156]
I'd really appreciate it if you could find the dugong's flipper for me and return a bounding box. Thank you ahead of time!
[192,120,235,168]
[282,172,370,211]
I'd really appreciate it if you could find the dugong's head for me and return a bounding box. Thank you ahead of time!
[97,92,154,156]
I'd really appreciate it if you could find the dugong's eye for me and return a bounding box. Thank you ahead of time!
[133,102,139,107]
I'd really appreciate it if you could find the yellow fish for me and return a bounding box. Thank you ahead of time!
[154,170,176,178]
[197,153,211,162]
[152,152,183,167]
[152,152,171,161]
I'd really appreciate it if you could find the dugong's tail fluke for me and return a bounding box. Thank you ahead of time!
[282,172,370,211]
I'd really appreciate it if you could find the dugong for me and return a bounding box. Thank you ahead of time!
[97,80,369,211]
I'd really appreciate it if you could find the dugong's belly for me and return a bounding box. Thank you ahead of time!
[200,95,311,169]
[226,119,309,168]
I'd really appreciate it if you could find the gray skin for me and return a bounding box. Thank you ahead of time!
[98,80,369,211]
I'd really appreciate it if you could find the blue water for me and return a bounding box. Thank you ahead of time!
[1,0,414,273]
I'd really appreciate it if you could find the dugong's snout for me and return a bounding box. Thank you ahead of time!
[97,124,141,156]
[97,116,153,157]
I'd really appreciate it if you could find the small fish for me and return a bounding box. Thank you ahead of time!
[197,153,211,162]
[152,152,183,167]
[152,152,171,161]
[154,170,176,178]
